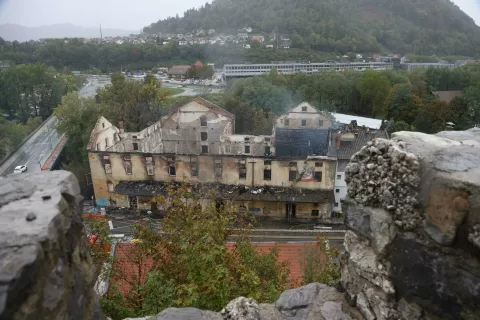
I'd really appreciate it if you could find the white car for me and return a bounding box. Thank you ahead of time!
[14,165,27,174]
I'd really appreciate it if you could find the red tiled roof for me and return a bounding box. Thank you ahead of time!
[111,242,317,294]
[226,242,316,283]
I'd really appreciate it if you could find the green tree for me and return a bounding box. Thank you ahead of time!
[54,92,106,165]
[356,70,391,117]
[384,84,421,124]
[302,234,340,284]
[97,73,167,131]
[101,183,291,318]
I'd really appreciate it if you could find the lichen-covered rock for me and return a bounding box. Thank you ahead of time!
[345,139,421,231]
[221,297,259,320]
[0,171,102,320]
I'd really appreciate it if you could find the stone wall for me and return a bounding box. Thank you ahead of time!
[0,171,104,320]
[342,129,480,320]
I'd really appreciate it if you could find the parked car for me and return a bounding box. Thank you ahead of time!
[14,165,27,174]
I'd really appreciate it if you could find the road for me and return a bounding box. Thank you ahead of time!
[0,76,107,176]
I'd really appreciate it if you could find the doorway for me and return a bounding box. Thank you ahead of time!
[285,203,296,220]
[129,196,138,210]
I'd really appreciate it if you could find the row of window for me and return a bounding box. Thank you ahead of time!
[225,63,390,71]
[284,119,324,127]
[102,155,325,182]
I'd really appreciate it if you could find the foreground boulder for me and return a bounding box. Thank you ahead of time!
[343,129,480,320]
[0,171,104,320]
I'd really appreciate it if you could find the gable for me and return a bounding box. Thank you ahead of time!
[290,102,318,113]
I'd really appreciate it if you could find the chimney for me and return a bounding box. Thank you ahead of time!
[119,121,125,134]
[335,134,341,150]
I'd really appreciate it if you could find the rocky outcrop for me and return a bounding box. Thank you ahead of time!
[0,171,104,320]
[342,129,480,320]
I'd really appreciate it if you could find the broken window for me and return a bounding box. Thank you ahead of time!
[289,162,297,167]
[302,106,307,112]
[200,116,207,127]
[337,174,342,180]
[244,145,250,154]
[336,189,340,193]
[105,138,109,148]
[201,145,209,154]
[315,162,323,167]
[244,137,250,142]
[264,160,272,165]
[132,135,137,139]
[264,137,271,142]
[103,155,112,174]
[133,142,139,151]
[311,210,319,217]
[169,165,176,176]
[264,168,271,180]
[201,132,208,141]
[301,119,307,127]
[215,159,222,178]
[102,122,105,128]
[334,202,339,207]
[289,170,297,181]
[319,120,324,127]
[145,156,154,176]
[315,172,323,182]
[284,119,289,126]
[239,160,247,179]
[107,181,114,192]
[190,157,198,177]
[124,155,132,175]
[313,202,319,207]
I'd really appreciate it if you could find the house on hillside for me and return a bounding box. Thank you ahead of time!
[167,65,191,80]
[251,35,265,42]
[237,33,249,41]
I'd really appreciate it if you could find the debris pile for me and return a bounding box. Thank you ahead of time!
[345,138,421,230]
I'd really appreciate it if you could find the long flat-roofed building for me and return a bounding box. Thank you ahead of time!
[223,61,393,79]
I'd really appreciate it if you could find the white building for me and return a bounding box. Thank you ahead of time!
[328,116,388,213]
[223,61,393,79]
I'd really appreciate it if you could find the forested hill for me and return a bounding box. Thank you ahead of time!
[143,0,480,56]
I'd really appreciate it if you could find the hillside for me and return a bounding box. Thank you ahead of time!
[0,23,135,42]
[143,0,480,56]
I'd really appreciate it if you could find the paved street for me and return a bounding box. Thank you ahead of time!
[0,76,107,176]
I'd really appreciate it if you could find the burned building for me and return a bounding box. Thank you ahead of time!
[88,98,336,220]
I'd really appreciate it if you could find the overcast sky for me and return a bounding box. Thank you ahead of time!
[0,0,478,31]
